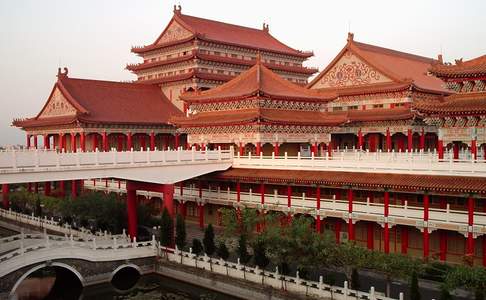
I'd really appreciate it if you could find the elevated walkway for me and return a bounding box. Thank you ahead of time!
[0,148,232,184]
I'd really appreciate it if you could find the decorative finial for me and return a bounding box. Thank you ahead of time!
[262,22,269,33]
[347,32,354,43]
[437,54,443,64]
[173,4,181,14]
[455,58,463,65]
[57,67,68,78]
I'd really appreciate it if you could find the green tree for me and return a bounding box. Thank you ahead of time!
[192,238,203,255]
[439,285,452,300]
[217,241,229,261]
[203,223,216,256]
[237,234,251,264]
[410,270,421,300]
[253,238,270,270]
[175,214,186,250]
[217,241,230,275]
[160,207,174,247]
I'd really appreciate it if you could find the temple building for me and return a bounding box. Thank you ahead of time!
[308,33,450,153]
[128,5,317,111]
[7,6,486,268]
[415,55,486,160]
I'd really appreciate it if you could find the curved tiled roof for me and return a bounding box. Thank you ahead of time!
[210,168,486,195]
[429,55,486,79]
[414,92,486,116]
[180,60,334,103]
[133,11,312,58]
[13,74,183,129]
[171,108,345,127]
[309,34,449,94]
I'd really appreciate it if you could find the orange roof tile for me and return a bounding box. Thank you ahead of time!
[13,73,183,129]
[180,59,335,103]
[210,168,486,195]
[133,9,312,58]
[429,55,486,79]
[414,91,486,116]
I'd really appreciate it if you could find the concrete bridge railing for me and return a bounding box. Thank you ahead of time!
[0,208,126,240]
[161,246,404,300]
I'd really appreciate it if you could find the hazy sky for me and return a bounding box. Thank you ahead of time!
[1,0,485,145]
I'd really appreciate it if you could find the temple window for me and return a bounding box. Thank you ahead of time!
[395,103,406,108]
[231,53,237,58]
[348,105,358,110]
[373,104,384,109]
[217,70,224,74]
[214,51,221,56]
[333,107,343,111]
[166,54,172,59]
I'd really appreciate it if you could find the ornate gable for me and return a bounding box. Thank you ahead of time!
[38,87,77,119]
[311,50,392,89]
[156,20,192,45]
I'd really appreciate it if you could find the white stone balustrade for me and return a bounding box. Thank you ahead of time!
[234,149,486,177]
[0,148,233,184]
[165,246,402,300]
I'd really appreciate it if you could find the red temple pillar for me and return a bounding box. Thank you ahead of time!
[198,203,205,229]
[127,132,133,151]
[384,191,390,254]
[71,180,77,200]
[407,129,413,152]
[287,185,292,224]
[423,193,430,259]
[420,128,425,151]
[438,139,444,160]
[439,197,447,261]
[348,189,354,241]
[43,134,49,150]
[367,223,374,250]
[369,134,376,152]
[274,142,279,157]
[150,131,155,151]
[44,182,51,196]
[2,184,9,209]
[117,134,124,152]
[335,221,342,243]
[467,196,475,257]
[33,135,38,149]
[471,139,477,160]
[386,128,391,152]
[92,133,98,151]
[126,183,138,240]
[140,134,146,151]
[316,186,321,233]
[256,142,261,156]
[59,181,66,197]
[401,226,409,254]
[327,141,333,157]
[311,142,318,156]
[239,142,244,156]
[26,134,31,149]
[71,133,77,153]
[58,133,63,152]
[453,143,459,160]
[80,132,86,152]
[163,184,175,217]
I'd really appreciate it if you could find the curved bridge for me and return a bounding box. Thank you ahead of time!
[0,233,157,297]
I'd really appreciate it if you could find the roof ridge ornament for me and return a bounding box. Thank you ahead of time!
[173,4,181,14]
[262,22,269,33]
[347,32,354,43]
[57,67,68,78]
